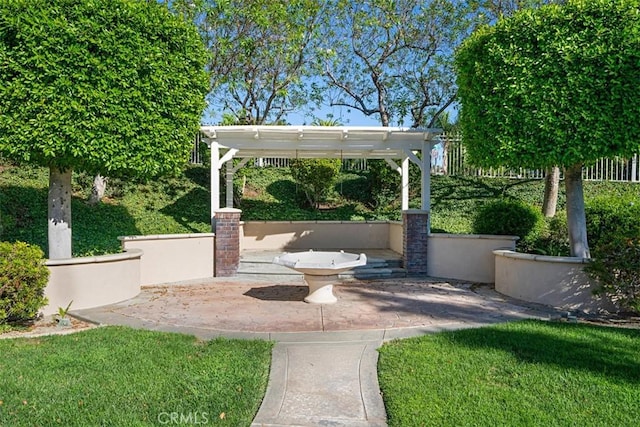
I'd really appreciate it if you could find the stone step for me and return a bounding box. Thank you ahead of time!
[237,261,406,280]
[239,257,401,269]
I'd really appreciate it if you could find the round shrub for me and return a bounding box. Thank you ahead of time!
[473,199,546,252]
[290,158,341,209]
[0,241,49,323]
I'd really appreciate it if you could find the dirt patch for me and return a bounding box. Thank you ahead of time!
[577,312,640,330]
[0,316,98,339]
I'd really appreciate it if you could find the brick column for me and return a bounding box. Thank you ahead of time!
[403,210,429,275]
[214,208,242,277]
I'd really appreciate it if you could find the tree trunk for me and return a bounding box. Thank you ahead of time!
[564,163,590,258]
[542,166,560,217]
[48,167,73,259]
[88,174,107,205]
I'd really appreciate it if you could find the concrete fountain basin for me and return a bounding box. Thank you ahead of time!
[272,250,367,304]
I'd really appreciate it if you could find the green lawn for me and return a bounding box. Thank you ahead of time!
[378,320,640,427]
[0,327,273,426]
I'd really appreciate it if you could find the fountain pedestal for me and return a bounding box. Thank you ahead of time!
[273,250,367,304]
[303,274,340,304]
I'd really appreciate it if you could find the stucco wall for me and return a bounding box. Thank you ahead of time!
[388,221,403,255]
[119,234,215,285]
[241,221,391,250]
[427,234,518,283]
[43,249,142,316]
[494,250,615,313]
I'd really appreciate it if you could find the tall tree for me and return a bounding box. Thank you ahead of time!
[173,0,323,125]
[0,0,209,258]
[456,0,640,258]
[477,0,564,217]
[320,0,471,128]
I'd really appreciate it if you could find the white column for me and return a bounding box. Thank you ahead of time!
[210,142,220,229]
[401,156,409,211]
[421,141,431,211]
[225,161,234,208]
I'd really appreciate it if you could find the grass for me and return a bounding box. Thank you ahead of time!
[0,327,273,426]
[1,163,639,255]
[378,320,640,427]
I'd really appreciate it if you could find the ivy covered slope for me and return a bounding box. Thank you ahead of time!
[455,0,640,257]
[0,0,209,258]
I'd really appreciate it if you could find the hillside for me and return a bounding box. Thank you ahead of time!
[1,163,638,256]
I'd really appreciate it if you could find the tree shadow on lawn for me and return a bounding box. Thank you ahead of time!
[444,320,640,385]
[0,186,141,256]
[343,283,639,384]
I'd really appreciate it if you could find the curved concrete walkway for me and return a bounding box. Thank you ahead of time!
[74,276,557,427]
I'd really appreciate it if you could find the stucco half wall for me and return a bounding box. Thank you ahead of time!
[241,221,391,250]
[494,250,615,313]
[43,249,142,316]
[119,233,215,285]
[427,234,518,283]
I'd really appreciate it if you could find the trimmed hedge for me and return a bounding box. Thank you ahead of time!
[472,199,546,252]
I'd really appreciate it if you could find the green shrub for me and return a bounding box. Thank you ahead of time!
[531,212,570,256]
[586,237,640,314]
[0,241,49,323]
[585,196,640,250]
[367,159,400,208]
[290,158,341,209]
[473,199,546,252]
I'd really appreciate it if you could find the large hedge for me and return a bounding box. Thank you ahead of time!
[0,0,209,177]
[455,0,640,169]
[0,0,209,258]
[455,0,640,257]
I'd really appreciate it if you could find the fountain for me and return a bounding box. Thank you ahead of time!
[272,250,367,304]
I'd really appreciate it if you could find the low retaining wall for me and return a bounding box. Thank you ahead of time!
[241,221,391,250]
[43,249,142,316]
[428,234,518,283]
[494,250,615,313]
[120,233,215,285]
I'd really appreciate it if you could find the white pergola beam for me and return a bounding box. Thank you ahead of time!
[218,148,238,169]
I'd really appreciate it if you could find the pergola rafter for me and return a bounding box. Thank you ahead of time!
[199,125,442,227]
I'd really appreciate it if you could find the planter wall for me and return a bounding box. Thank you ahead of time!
[120,233,215,285]
[43,249,142,316]
[427,234,518,283]
[494,250,615,313]
[241,221,391,250]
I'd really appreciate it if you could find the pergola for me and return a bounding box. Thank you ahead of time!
[199,125,442,226]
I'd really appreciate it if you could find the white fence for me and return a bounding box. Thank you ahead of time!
[442,135,639,182]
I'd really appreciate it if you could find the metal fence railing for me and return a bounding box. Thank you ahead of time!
[442,135,639,182]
